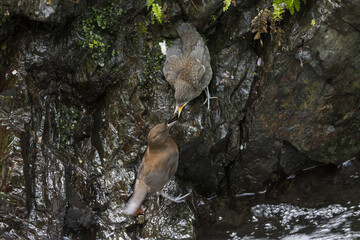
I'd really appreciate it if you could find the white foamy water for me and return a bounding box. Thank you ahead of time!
[246,203,360,240]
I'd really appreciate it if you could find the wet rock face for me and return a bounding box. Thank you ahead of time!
[250,0,360,165]
[225,0,360,193]
[1,0,360,238]
[1,0,86,23]
[267,159,360,206]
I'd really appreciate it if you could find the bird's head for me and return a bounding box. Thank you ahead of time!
[174,81,194,117]
[148,122,176,148]
[174,101,188,118]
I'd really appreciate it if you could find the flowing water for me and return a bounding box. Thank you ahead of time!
[198,159,360,240]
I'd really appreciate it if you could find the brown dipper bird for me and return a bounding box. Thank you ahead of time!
[124,122,190,215]
[163,23,214,117]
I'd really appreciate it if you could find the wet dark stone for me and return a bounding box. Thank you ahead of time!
[20,125,36,213]
[251,0,360,164]
[178,137,224,196]
[1,0,88,23]
[280,141,320,175]
[267,158,360,207]
[229,135,282,194]
[65,207,97,231]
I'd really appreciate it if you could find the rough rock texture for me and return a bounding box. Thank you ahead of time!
[1,0,360,238]
[253,0,360,165]
[1,0,87,23]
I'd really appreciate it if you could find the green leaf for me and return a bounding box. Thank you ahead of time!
[288,1,295,15]
[146,0,154,10]
[272,3,285,21]
[223,0,231,12]
[294,0,300,12]
[152,3,162,24]
[273,0,283,4]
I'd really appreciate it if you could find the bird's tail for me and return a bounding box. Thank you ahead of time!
[177,23,196,34]
[177,23,201,44]
[124,181,148,215]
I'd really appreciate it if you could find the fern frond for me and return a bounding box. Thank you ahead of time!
[151,3,162,24]
[223,0,231,11]
[286,0,293,14]
[294,0,300,12]
[272,0,284,5]
[272,3,284,21]
[146,0,154,10]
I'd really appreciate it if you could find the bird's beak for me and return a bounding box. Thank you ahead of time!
[167,121,177,128]
[175,102,187,117]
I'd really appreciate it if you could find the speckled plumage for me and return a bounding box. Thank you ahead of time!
[163,23,212,110]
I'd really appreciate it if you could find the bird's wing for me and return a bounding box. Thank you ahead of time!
[199,45,212,88]
[187,58,205,88]
[163,39,182,86]
[166,38,181,57]
[191,40,212,88]
[191,40,205,63]
[186,42,208,87]
[163,56,182,86]
[143,151,179,195]
[180,25,212,89]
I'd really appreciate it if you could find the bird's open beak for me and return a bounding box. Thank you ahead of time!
[175,102,187,117]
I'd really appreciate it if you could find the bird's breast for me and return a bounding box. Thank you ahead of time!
[146,138,178,170]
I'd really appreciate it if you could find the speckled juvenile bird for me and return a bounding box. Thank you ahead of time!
[124,122,190,215]
[163,23,214,117]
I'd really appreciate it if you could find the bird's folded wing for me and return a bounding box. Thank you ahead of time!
[166,38,181,57]
[143,168,168,195]
[163,39,182,86]
[194,42,212,88]
[188,40,213,89]
[143,153,178,195]
[191,40,205,63]
[187,56,206,88]
[200,45,212,87]
[163,55,182,86]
